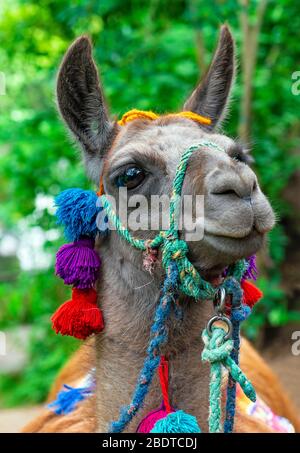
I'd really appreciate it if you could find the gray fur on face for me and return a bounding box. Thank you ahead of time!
[56,26,275,433]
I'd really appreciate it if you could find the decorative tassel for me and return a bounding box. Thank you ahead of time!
[242,280,263,308]
[55,189,102,241]
[137,356,174,433]
[51,288,104,339]
[150,410,201,433]
[55,237,101,289]
[242,255,258,281]
[137,356,201,433]
[137,403,172,433]
[48,384,92,415]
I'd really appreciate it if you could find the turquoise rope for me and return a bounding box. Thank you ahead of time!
[202,327,256,433]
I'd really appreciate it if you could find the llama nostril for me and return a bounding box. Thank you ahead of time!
[243,195,252,204]
[211,188,239,197]
[218,189,237,196]
[209,171,257,199]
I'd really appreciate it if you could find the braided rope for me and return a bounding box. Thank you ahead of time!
[110,261,179,432]
[202,327,256,433]
[224,303,251,433]
[100,196,147,251]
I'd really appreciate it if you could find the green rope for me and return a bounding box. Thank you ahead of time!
[100,141,238,301]
[100,196,147,251]
[202,327,256,433]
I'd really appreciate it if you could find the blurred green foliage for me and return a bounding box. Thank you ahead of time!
[0,0,300,405]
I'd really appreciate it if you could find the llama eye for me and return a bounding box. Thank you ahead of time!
[115,166,146,189]
[228,144,253,165]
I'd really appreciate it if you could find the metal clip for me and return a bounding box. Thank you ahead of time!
[207,315,232,341]
[207,287,232,340]
[214,287,226,315]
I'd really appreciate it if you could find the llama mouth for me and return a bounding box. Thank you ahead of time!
[203,228,264,258]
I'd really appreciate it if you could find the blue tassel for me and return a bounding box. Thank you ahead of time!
[48,384,92,415]
[150,410,201,433]
[55,189,102,242]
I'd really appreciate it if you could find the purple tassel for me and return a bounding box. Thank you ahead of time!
[55,237,101,289]
[242,255,258,281]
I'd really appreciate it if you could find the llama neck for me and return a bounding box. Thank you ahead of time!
[94,234,213,432]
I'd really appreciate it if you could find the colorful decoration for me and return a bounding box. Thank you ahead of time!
[55,237,101,289]
[236,385,295,433]
[48,371,95,415]
[51,114,266,433]
[48,384,92,415]
[137,404,172,433]
[48,369,295,433]
[243,255,258,281]
[55,188,101,241]
[151,410,201,433]
[137,356,175,433]
[52,188,105,340]
[51,288,104,340]
[117,109,212,127]
[242,280,263,308]
[137,356,200,433]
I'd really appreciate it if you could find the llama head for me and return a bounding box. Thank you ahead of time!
[56,26,275,275]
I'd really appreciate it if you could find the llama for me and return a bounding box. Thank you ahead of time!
[23,25,300,433]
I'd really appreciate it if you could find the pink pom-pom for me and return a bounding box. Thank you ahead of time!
[137,403,174,433]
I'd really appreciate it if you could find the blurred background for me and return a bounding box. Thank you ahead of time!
[0,0,299,431]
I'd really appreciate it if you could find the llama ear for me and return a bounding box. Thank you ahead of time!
[56,36,119,182]
[183,25,235,130]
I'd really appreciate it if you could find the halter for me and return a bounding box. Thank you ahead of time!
[101,141,255,433]
[51,110,263,433]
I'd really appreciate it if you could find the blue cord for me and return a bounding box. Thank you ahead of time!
[109,261,179,432]
[223,278,251,433]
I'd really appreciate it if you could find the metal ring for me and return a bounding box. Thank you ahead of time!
[214,287,226,315]
[206,315,233,341]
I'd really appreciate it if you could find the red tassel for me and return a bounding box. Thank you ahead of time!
[242,280,263,308]
[137,356,174,433]
[51,288,104,340]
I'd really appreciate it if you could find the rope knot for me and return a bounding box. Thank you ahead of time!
[201,327,233,364]
[161,238,188,267]
[201,325,256,431]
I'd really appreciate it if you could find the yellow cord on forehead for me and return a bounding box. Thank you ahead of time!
[117,109,211,126]
[99,109,211,194]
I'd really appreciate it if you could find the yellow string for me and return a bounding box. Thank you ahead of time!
[117,109,211,126]
[99,110,211,194]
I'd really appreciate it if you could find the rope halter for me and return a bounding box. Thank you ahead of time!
[99,140,254,433]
